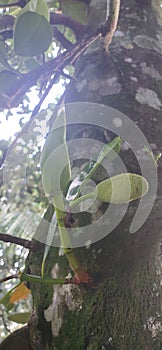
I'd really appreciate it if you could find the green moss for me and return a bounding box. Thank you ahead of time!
[53,259,161,350]
[87,341,100,350]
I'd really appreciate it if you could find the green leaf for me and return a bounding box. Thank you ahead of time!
[96,136,122,164]
[0,292,12,309]
[67,137,122,201]
[17,0,49,21]
[155,152,161,163]
[71,173,149,207]
[0,0,10,4]
[0,282,21,309]
[36,0,49,21]
[0,70,20,96]
[96,173,149,203]
[34,204,54,275]
[61,0,88,25]
[41,212,57,276]
[8,312,31,324]
[10,282,31,303]
[84,136,122,181]
[14,11,52,57]
[24,57,40,70]
[143,145,162,167]
[41,106,71,196]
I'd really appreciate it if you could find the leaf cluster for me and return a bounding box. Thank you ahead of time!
[0,0,88,109]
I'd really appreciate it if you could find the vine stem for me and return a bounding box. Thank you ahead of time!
[102,0,121,51]
[54,194,92,284]
[20,273,78,285]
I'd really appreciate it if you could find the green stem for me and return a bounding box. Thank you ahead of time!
[70,191,96,208]
[20,273,75,285]
[53,193,86,278]
[68,137,122,206]
[54,193,72,248]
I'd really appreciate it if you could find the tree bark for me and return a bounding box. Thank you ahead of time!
[1,1,161,349]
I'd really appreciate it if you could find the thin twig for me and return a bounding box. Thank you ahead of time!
[30,72,60,119]
[48,79,74,130]
[1,71,71,164]
[1,308,11,334]
[0,274,19,283]
[102,0,121,51]
[0,233,34,250]
[34,70,75,118]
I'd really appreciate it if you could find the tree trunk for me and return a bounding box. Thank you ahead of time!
[1,1,161,349]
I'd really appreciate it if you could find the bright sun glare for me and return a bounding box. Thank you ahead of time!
[0,81,64,141]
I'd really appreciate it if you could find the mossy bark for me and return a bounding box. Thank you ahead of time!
[1,1,161,349]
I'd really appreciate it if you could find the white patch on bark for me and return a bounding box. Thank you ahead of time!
[133,35,162,54]
[124,57,133,63]
[135,87,162,110]
[85,240,92,249]
[144,316,162,337]
[89,77,121,95]
[130,77,138,82]
[44,264,83,337]
[113,117,122,128]
[79,63,96,78]
[140,62,162,81]
[76,79,87,92]
[114,30,125,38]
[44,305,53,322]
[120,40,134,50]
[113,33,133,50]
[98,248,102,254]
